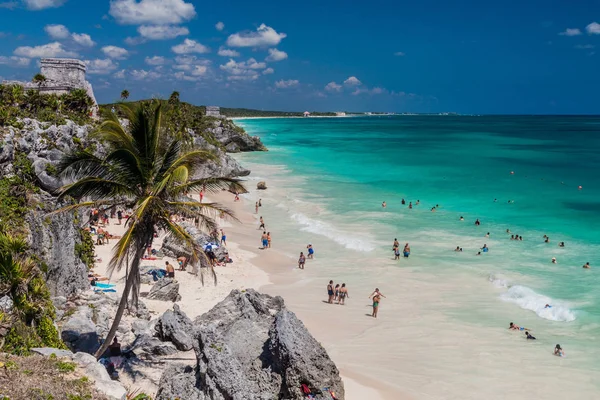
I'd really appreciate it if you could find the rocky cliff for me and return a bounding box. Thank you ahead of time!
[155,289,345,400]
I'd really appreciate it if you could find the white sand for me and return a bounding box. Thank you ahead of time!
[88,192,391,399]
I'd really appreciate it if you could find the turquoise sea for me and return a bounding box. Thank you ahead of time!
[234,115,600,392]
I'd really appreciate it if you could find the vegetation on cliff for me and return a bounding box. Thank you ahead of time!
[56,100,245,358]
[0,82,94,128]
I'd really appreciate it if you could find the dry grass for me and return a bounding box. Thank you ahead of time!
[0,353,111,400]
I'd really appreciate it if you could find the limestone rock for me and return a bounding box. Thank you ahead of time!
[155,304,194,351]
[31,347,74,358]
[156,289,345,400]
[205,119,267,152]
[0,295,14,313]
[146,278,181,302]
[27,192,89,297]
[155,364,203,400]
[130,333,178,356]
[61,308,100,354]
[257,181,267,190]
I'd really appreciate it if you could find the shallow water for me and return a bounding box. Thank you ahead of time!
[234,115,600,398]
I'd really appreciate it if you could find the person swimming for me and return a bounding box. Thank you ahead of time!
[485,232,490,238]
[506,229,511,234]
[583,262,591,269]
[559,241,565,247]
[476,251,481,256]
[481,244,489,252]
[525,331,536,340]
[545,304,552,308]
[401,198,406,205]
[459,216,464,221]
[409,202,413,209]
[475,218,481,226]
[551,257,557,264]
[554,344,565,357]
[510,235,515,240]
[382,201,387,208]
[509,322,529,331]
[455,246,461,252]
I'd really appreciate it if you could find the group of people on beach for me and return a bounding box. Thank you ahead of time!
[509,322,565,357]
[326,280,349,305]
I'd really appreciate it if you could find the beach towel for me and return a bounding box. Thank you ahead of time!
[94,282,116,289]
[94,288,116,293]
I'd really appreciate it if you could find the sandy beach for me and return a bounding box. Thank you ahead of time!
[90,191,391,399]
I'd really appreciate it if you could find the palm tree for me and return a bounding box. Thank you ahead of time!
[120,90,129,101]
[168,91,180,105]
[55,101,244,359]
[32,73,47,87]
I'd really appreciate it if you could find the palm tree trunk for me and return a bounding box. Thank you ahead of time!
[94,236,148,359]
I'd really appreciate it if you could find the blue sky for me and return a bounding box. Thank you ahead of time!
[1,0,600,114]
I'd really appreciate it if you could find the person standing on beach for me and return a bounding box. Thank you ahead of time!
[327,280,335,304]
[267,232,272,248]
[307,244,314,259]
[298,252,306,269]
[338,283,349,305]
[117,209,123,225]
[255,202,259,214]
[403,243,410,258]
[261,232,268,249]
[199,190,204,203]
[369,288,386,318]
[393,238,399,250]
[394,247,400,260]
[409,202,413,209]
[259,216,265,230]
[259,199,262,207]
[334,284,340,301]
[165,261,175,278]
[220,229,227,246]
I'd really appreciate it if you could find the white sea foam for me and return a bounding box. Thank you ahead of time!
[488,274,509,288]
[499,284,576,322]
[290,212,376,252]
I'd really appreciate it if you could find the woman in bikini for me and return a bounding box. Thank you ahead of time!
[337,283,349,305]
[298,252,306,269]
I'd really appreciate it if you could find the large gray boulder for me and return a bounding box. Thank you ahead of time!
[155,289,344,400]
[146,278,181,302]
[155,304,194,351]
[130,333,178,356]
[205,119,267,152]
[61,308,100,354]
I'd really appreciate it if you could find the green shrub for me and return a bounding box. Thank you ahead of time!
[74,229,95,268]
[56,360,76,373]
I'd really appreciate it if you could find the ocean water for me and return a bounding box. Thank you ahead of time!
[234,116,600,397]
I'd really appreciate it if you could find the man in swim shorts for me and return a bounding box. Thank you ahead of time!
[369,288,386,318]
[261,232,268,249]
[298,252,306,269]
[220,229,227,246]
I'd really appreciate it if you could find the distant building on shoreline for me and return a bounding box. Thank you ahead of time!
[205,106,221,117]
[335,112,346,116]
[2,58,98,116]
[303,111,311,117]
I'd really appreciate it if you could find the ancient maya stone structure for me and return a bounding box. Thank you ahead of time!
[2,58,99,116]
[205,106,221,117]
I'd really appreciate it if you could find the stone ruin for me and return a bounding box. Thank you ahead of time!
[2,58,99,116]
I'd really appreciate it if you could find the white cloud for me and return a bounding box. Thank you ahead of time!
[394,51,405,56]
[174,71,201,81]
[173,55,209,71]
[275,79,298,89]
[138,25,189,40]
[215,21,224,31]
[44,24,69,39]
[265,48,287,62]
[262,67,274,75]
[246,58,266,69]
[72,33,95,47]
[14,41,77,58]
[227,75,258,81]
[124,36,146,46]
[23,0,65,10]
[226,24,286,47]
[113,69,126,79]
[109,0,196,25]
[371,87,385,94]
[344,76,361,86]
[85,58,119,74]
[172,38,209,54]
[145,55,166,65]
[173,64,191,71]
[130,69,161,80]
[351,88,365,96]
[220,58,268,80]
[102,45,129,59]
[587,22,600,35]
[0,55,31,67]
[558,28,582,36]
[324,81,342,92]
[191,65,207,76]
[218,47,240,57]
